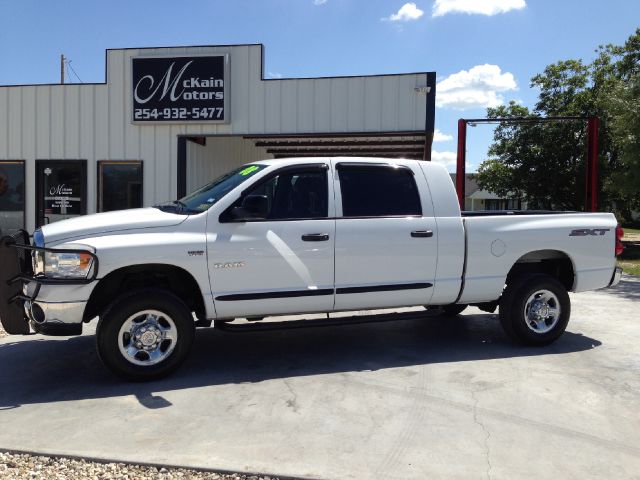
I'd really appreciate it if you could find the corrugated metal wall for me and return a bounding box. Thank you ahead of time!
[186,138,273,192]
[0,44,429,231]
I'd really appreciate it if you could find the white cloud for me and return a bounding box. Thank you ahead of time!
[436,64,517,110]
[433,0,525,17]
[433,129,453,142]
[313,0,327,5]
[267,72,283,79]
[431,150,457,170]
[382,2,424,22]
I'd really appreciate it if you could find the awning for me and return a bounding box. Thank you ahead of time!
[242,131,428,160]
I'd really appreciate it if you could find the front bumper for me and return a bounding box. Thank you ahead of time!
[608,267,623,287]
[24,300,85,336]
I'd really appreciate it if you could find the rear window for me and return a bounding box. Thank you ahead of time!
[337,164,422,217]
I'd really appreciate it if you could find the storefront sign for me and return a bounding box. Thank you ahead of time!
[132,55,228,123]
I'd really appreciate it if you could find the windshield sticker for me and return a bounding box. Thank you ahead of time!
[239,165,260,176]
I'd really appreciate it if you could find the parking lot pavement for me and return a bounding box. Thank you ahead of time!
[1,276,639,480]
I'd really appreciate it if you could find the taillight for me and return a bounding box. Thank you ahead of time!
[615,225,624,256]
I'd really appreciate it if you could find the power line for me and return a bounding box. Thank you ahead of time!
[65,59,83,83]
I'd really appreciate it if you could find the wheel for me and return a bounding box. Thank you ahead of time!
[96,289,195,381]
[442,304,467,316]
[499,273,570,346]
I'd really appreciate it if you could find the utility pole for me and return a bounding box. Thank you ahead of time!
[60,54,65,84]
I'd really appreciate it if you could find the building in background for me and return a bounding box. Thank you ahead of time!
[0,44,436,232]
[450,174,524,211]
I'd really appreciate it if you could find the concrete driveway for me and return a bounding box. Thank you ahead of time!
[1,276,639,480]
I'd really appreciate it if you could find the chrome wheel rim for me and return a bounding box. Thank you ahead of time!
[523,289,561,334]
[118,310,178,366]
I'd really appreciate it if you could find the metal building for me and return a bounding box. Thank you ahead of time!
[0,44,436,232]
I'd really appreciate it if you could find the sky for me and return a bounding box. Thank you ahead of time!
[1,0,639,172]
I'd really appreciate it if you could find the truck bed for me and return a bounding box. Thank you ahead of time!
[458,212,617,303]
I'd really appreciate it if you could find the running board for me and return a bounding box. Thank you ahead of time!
[215,309,438,333]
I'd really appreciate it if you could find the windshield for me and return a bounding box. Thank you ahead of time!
[153,164,268,214]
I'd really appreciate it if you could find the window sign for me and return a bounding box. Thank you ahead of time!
[0,161,25,231]
[132,55,229,123]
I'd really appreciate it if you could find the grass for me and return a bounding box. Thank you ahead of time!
[618,260,640,276]
[618,241,640,276]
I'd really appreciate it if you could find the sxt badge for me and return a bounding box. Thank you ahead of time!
[569,228,610,236]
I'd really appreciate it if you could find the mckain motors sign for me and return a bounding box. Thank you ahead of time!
[132,55,228,123]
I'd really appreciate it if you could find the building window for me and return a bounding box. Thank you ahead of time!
[485,198,522,211]
[0,161,25,231]
[98,161,143,212]
[506,198,522,210]
[485,199,500,211]
[337,164,422,217]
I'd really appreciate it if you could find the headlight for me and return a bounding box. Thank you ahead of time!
[32,244,95,279]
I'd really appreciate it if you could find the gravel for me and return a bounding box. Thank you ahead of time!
[0,452,281,480]
[0,323,7,338]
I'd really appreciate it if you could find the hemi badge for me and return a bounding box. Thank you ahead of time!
[213,261,245,269]
[188,250,205,256]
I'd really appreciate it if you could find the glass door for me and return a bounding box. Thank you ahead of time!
[36,160,87,227]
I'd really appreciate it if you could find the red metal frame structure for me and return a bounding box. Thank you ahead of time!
[455,116,600,212]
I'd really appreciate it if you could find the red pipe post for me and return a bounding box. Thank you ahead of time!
[456,119,467,210]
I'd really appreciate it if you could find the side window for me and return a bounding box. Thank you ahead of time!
[97,161,143,212]
[241,168,328,220]
[338,165,422,217]
[0,161,25,231]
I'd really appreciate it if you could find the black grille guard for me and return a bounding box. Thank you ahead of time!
[0,230,99,334]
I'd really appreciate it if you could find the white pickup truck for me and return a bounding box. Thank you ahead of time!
[0,158,624,380]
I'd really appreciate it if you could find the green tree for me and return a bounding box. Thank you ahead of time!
[477,29,640,217]
[604,74,640,212]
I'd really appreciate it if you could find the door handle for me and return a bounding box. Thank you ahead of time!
[411,230,433,238]
[301,233,330,242]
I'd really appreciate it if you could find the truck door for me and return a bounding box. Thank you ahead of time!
[208,163,336,318]
[332,161,437,311]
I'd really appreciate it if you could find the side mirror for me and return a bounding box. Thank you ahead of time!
[229,195,269,221]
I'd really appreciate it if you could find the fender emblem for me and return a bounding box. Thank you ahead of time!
[213,261,245,269]
[569,228,610,237]
[188,250,205,256]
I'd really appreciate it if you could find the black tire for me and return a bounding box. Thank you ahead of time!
[499,273,570,346]
[442,304,468,316]
[96,289,195,381]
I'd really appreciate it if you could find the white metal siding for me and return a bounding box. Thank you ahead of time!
[0,45,428,231]
[186,138,273,193]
